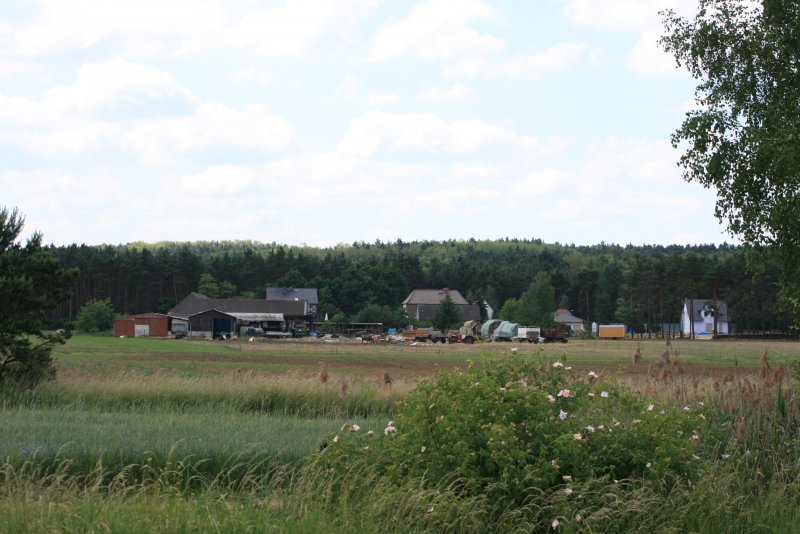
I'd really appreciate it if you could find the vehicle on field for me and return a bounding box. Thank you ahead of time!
[491,321,518,342]
[513,326,541,343]
[540,323,570,343]
[448,320,479,344]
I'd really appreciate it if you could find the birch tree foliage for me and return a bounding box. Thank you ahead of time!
[661,0,800,313]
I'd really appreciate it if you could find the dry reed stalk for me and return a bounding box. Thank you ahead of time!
[736,416,747,443]
[318,363,329,385]
[381,372,392,388]
[340,379,349,396]
[632,343,642,364]
[759,348,770,380]
[672,351,684,376]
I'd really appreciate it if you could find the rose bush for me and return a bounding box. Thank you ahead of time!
[314,357,705,511]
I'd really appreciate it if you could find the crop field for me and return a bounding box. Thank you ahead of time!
[2,335,799,532]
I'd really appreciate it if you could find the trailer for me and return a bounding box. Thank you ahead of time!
[598,324,626,339]
[513,326,541,343]
[541,323,570,343]
[402,328,433,342]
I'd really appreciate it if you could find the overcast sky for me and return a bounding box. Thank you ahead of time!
[0,0,732,248]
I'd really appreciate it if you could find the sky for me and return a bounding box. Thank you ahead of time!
[0,0,732,248]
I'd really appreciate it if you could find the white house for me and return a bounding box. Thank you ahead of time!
[681,298,730,337]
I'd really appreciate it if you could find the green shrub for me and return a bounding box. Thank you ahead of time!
[314,357,705,515]
[76,299,116,333]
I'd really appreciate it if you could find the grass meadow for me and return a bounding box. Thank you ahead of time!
[2,335,800,532]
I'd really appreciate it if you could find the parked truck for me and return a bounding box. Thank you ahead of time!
[448,320,479,344]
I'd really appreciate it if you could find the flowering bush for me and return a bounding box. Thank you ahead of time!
[314,357,705,510]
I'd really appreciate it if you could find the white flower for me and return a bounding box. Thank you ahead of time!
[647,404,654,411]
[547,394,556,403]
[575,514,582,523]
[499,387,507,392]
[646,462,652,468]
[384,424,397,435]
[333,435,339,443]
[552,518,560,529]
[367,430,375,436]
[588,371,599,378]
[557,389,572,398]
[552,361,564,368]
[420,446,426,453]
[699,413,706,420]
[693,454,700,460]
[598,424,605,430]
[600,391,609,398]
[559,410,568,420]
[564,487,573,496]
[699,401,705,407]
[632,419,641,424]
[351,424,360,432]
[565,366,572,370]
[587,392,595,397]
[684,406,691,412]
[573,433,583,441]
[691,432,700,440]
[562,475,572,482]
[722,454,730,459]
[586,425,595,433]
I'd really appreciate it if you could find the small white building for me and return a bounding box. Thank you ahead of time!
[681,298,729,337]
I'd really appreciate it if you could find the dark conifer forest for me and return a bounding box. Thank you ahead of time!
[49,239,793,333]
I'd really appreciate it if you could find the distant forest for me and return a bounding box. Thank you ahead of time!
[49,239,794,333]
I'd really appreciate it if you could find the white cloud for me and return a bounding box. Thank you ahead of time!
[335,76,401,107]
[231,0,377,58]
[366,0,503,61]
[0,59,293,162]
[121,102,294,164]
[558,0,696,31]
[228,66,272,87]
[337,111,551,156]
[0,0,377,60]
[0,59,38,78]
[445,42,586,79]
[626,30,684,76]
[48,59,189,113]
[0,0,224,58]
[416,84,475,102]
[558,0,698,77]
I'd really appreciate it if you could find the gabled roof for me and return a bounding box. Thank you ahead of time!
[265,287,319,304]
[170,293,306,318]
[553,308,584,324]
[683,299,729,321]
[411,303,482,322]
[403,288,469,305]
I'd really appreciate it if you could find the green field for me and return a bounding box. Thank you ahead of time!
[1,335,799,532]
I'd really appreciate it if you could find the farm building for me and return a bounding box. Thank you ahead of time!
[113,313,172,337]
[681,298,730,338]
[266,287,319,319]
[169,292,309,338]
[402,288,481,323]
[553,308,585,333]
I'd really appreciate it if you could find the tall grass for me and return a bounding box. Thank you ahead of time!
[1,370,410,418]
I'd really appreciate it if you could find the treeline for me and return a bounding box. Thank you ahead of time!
[48,239,794,332]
